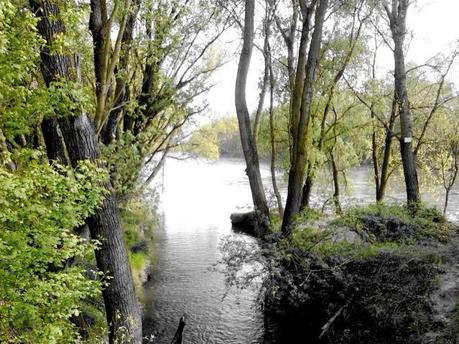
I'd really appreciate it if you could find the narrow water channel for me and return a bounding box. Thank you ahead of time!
[142,158,267,343]
[142,157,459,343]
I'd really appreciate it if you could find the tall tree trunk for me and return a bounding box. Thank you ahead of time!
[282,0,328,233]
[268,39,284,217]
[288,1,313,163]
[89,0,108,129]
[102,0,141,144]
[299,2,365,210]
[376,96,396,202]
[30,2,142,342]
[443,188,450,216]
[252,7,270,144]
[235,0,270,220]
[385,0,420,204]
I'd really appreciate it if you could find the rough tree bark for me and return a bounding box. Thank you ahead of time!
[235,0,270,221]
[282,0,328,233]
[384,0,420,204]
[30,2,142,343]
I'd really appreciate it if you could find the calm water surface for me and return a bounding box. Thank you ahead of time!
[142,158,459,343]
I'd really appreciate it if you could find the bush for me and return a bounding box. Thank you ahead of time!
[0,153,106,343]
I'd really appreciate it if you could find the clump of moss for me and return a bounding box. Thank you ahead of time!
[332,203,455,243]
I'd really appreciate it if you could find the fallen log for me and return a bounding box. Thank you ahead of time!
[230,211,269,238]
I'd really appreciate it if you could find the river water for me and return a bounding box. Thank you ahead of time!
[142,157,459,343]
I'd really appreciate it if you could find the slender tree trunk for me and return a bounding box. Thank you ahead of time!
[299,3,365,210]
[252,10,270,144]
[267,40,284,217]
[371,108,380,199]
[288,1,313,163]
[30,2,142,342]
[443,144,459,215]
[443,188,450,216]
[282,0,328,233]
[235,0,270,220]
[89,0,108,129]
[330,152,342,214]
[376,96,396,202]
[385,0,420,204]
[273,0,300,157]
[102,0,141,144]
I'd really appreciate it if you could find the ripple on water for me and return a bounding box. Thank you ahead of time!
[142,158,459,344]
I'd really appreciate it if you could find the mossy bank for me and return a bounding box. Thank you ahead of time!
[227,203,459,343]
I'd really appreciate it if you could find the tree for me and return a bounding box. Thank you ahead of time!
[282,0,329,233]
[0,4,104,341]
[300,0,369,209]
[384,0,420,204]
[29,1,142,342]
[235,0,270,223]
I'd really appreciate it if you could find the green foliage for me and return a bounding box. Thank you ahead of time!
[0,152,107,343]
[289,224,401,259]
[120,199,157,290]
[120,199,156,249]
[101,132,145,198]
[295,207,323,224]
[186,124,220,159]
[47,81,94,119]
[0,1,44,139]
[187,117,241,159]
[285,202,455,261]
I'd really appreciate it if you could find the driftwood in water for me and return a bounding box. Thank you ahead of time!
[230,211,269,238]
[170,314,186,344]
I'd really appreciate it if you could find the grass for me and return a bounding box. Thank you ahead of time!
[121,199,157,248]
[120,199,158,292]
[286,202,456,260]
[289,225,402,259]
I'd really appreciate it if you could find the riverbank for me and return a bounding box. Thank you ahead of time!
[120,199,158,294]
[226,203,459,343]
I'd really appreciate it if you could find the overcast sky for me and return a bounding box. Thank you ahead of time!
[204,0,459,120]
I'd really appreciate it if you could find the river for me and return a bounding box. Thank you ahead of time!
[142,157,459,343]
